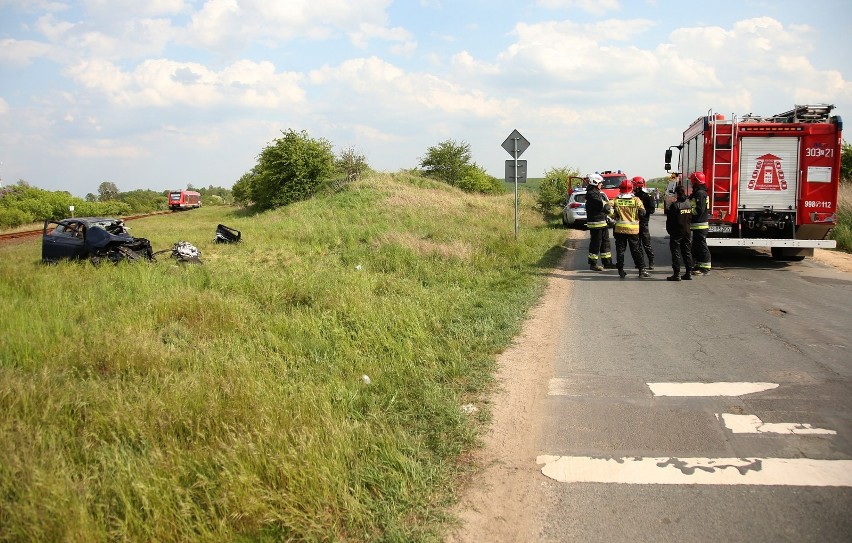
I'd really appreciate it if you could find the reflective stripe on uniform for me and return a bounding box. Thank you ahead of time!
[613,196,642,235]
[691,222,709,230]
[587,220,608,229]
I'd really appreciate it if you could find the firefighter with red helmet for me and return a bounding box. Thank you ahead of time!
[584,174,614,271]
[632,176,655,270]
[689,172,711,274]
[612,178,649,279]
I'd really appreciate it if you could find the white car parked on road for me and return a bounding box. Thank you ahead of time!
[562,189,610,229]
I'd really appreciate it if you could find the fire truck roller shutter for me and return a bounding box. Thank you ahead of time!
[737,137,799,211]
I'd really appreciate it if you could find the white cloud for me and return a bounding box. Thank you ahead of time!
[0,38,54,67]
[184,0,400,51]
[64,58,306,108]
[536,0,621,16]
[497,19,658,86]
[0,0,69,14]
[350,22,415,50]
[451,51,499,75]
[66,139,147,158]
[80,0,189,18]
[309,56,515,119]
[0,97,9,115]
[31,13,177,61]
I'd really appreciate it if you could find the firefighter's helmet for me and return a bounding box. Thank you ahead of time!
[689,171,706,185]
[586,173,603,187]
[632,176,646,188]
[619,179,634,193]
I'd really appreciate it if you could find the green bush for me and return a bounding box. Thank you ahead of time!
[0,207,34,229]
[536,166,578,211]
[456,165,505,195]
[117,189,168,212]
[250,129,336,210]
[419,140,501,195]
[72,201,132,217]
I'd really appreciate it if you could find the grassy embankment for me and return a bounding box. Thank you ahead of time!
[832,182,852,252]
[0,171,568,542]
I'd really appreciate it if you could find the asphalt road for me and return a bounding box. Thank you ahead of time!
[536,213,852,542]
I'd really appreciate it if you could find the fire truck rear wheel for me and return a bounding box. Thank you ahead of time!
[770,247,806,262]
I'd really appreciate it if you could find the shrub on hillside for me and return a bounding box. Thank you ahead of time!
[456,164,505,194]
[249,129,336,210]
[419,139,500,194]
[536,166,578,211]
[335,146,370,184]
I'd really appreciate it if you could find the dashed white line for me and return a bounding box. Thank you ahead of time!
[537,456,852,486]
[718,413,837,435]
[647,382,779,397]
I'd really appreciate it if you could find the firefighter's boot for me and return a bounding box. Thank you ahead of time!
[603,259,615,269]
[618,267,627,279]
[639,269,651,279]
[681,273,692,280]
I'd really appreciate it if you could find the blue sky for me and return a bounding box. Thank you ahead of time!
[1,0,850,197]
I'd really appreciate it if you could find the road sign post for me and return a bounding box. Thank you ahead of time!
[502,130,530,239]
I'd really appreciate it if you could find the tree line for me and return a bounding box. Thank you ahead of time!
[0,181,234,229]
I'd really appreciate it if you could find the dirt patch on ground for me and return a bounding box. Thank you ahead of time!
[812,248,852,273]
[448,229,582,543]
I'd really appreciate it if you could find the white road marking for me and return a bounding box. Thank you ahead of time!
[647,382,779,397]
[718,413,837,435]
[537,456,852,486]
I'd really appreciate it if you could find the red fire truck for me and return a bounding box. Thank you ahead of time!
[664,104,840,260]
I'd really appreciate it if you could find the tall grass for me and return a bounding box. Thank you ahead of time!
[833,182,852,252]
[0,172,567,542]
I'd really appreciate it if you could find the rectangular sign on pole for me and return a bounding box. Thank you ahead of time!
[501,129,530,240]
[505,160,527,183]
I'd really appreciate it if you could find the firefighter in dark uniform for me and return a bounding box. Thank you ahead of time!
[689,172,711,275]
[632,176,655,270]
[612,179,649,279]
[585,174,614,271]
[665,184,693,281]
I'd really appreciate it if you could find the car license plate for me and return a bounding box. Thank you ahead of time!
[708,224,732,234]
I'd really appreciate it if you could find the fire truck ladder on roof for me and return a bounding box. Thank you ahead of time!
[770,104,834,123]
[710,111,736,220]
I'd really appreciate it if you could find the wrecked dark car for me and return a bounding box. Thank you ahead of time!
[42,217,153,264]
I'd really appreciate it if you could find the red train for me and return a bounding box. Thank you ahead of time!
[168,190,202,211]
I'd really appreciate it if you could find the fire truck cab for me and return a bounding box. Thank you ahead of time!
[665,104,840,260]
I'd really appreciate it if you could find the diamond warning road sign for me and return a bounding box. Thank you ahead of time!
[502,129,530,158]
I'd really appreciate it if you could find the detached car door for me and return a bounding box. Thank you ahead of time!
[42,220,86,262]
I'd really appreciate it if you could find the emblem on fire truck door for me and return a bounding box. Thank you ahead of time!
[747,153,788,191]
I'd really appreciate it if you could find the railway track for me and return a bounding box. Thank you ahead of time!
[0,211,172,245]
